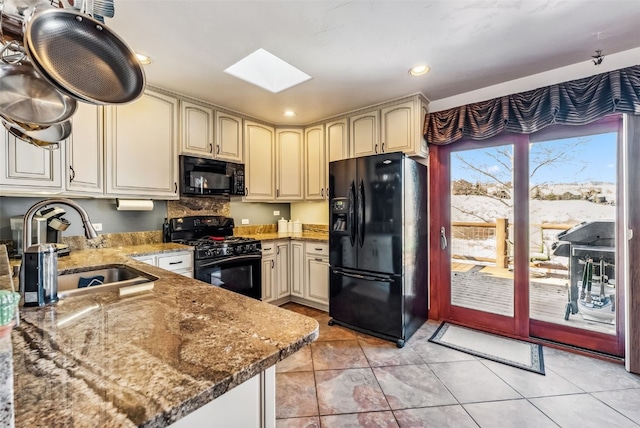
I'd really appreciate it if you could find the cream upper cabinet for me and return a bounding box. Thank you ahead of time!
[215,111,243,163]
[0,129,64,193]
[105,89,179,199]
[180,100,214,157]
[326,118,349,163]
[304,125,326,200]
[380,96,428,157]
[244,121,275,201]
[350,110,379,157]
[66,103,103,195]
[276,128,304,201]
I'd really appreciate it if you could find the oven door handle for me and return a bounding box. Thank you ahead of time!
[197,253,262,269]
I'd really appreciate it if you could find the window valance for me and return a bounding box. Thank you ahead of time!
[424,64,640,145]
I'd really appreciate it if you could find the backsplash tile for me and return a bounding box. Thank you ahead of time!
[167,197,230,218]
[63,231,163,251]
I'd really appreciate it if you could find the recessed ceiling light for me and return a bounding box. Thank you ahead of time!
[409,64,430,76]
[224,48,312,94]
[136,53,152,65]
[283,110,296,117]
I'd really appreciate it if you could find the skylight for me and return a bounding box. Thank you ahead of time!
[224,48,312,94]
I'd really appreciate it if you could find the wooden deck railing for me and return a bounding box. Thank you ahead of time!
[451,219,575,269]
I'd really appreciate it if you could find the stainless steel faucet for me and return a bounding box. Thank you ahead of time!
[22,198,98,253]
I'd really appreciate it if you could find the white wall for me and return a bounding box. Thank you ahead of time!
[290,201,329,225]
[428,47,640,113]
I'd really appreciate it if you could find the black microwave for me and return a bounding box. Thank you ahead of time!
[179,155,245,196]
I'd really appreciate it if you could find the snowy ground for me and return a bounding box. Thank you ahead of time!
[452,195,615,224]
[451,195,616,262]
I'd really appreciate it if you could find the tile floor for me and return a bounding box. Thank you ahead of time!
[275,303,640,428]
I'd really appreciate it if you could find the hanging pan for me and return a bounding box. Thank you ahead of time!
[22,6,146,105]
[0,43,78,130]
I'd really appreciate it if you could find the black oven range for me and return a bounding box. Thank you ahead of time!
[163,216,262,300]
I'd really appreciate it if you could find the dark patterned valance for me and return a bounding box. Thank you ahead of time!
[424,64,640,145]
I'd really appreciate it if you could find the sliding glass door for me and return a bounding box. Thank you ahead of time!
[431,116,624,356]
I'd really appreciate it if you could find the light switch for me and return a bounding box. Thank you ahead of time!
[273,210,280,216]
[241,219,250,225]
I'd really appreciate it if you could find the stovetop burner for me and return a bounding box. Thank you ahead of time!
[164,216,261,260]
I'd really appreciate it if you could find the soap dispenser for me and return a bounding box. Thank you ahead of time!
[19,243,58,307]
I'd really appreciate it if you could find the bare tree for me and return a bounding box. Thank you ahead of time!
[452,138,590,222]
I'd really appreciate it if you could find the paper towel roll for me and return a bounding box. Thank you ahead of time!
[115,199,154,211]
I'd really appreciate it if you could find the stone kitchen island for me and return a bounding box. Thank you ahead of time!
[2,244,319,427]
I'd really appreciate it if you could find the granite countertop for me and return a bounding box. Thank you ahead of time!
[1,244,319,427]
[237,231,328,242]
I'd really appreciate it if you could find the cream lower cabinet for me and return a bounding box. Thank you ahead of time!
[261,242,276,302]
[105,89,179,199]
[262,241,290,303]
[276,129,304,201]
[66,103,103,196]
[170,366,275,428]
[132,250,193,278]
[275,242,290,299]
[304,243,329,309]
[0,127,64,193]
[290,242,304,298]
[244,121,275,201]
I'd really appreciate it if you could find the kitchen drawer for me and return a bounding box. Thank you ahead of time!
[261,241,275,256]
[157,252,193,271]
[305,242,328,257]
[134,256,156,266]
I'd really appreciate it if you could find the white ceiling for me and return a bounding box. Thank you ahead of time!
[108,1,640,125]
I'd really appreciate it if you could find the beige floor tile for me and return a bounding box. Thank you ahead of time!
[276,372,319,419]
[311,340,368,370]
[277,345,314,373]
[315,368,389,415]
[320,411,398,427]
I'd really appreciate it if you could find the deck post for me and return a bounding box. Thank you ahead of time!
[496,218,508,268]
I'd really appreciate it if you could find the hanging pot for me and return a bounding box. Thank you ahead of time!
[0,46,78,129]
[2,121,71,150]
[1,0,145,105]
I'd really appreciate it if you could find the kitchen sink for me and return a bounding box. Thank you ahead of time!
[57,264,159,298]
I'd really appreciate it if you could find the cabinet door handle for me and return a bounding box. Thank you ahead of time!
[276,188,279,197]
[174,182,178,193]
[276,247,280,255]
[271,260,274,269]
[321,188,324,197]
[382,143,385,153]
[169,261,183,265]
[69,166,75,182]
[209,143,213,153]
[374,144,378,154]
[314,257,323,262]
[315,247,323,251]
[245,187,248,196]
[216,144,220,154]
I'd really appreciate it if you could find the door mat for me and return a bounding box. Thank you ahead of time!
[429,322,545,375]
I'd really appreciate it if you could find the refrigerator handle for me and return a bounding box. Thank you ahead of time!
[358,179,365,247]
[332,269,393,283]
[348,181,356,246]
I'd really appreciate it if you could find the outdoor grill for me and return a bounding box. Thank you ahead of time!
[552,220,615,323]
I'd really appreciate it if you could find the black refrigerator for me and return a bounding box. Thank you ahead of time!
[328,152,428,348]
